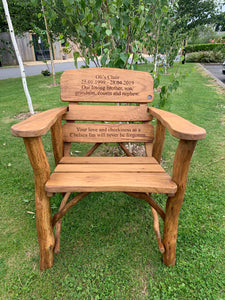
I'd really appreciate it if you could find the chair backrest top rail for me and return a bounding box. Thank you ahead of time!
[60,68,154,103]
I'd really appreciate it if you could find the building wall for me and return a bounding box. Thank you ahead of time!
[0,32,64,65]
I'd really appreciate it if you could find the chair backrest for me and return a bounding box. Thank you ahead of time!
[61,68,154,152]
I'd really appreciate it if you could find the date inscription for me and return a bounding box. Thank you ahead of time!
[75,74,139,97]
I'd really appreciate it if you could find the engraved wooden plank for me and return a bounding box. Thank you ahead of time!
[63,104,152,122]
[62,123,154,143]
[45,172,177,194]
[59,156,158,164]
[60,68,154,103]
[54,163,165,173]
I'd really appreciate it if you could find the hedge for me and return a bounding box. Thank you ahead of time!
[186,43,225,53]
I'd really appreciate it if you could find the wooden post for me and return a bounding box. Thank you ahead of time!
[163,139,197,266]
[152,120,166,163]
[23,137,55,270]
[51,117,63,165]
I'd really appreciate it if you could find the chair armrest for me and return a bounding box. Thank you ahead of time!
[11,107,67,138]
[149,107,206,141]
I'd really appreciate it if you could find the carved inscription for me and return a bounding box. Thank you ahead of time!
[74,74,139,98]
[63,123,154,143]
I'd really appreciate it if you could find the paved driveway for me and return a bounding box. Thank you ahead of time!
[0,56,154,80]
[201,63,225,87]
[0,59,90,80]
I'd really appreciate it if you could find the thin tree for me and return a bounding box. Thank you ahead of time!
[41,0,56,86]
[2,0,34,114]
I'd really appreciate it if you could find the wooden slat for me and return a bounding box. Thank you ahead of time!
[63,104,152,121]
[54,163,165,173]
[59,156,158,164]
[149,107,206,140]
[62,123,154,143]
[45,172,177,194]
[60,68,154,103]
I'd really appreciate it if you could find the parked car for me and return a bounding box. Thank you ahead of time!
[223,61,225,74]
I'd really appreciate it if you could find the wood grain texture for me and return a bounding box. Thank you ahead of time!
[54,192,71,253]
[23,137,55,270]
[152,119,166,163]
[54,163,165,173]
[45,172,177,194]
[62,122,154,143]
[59,156,159,164]
[11,107,67,137]
[163,139,197,266]
[149,107,206,140]
[60,68,154,103]
[51,117,64,165]
[63,104,151,121]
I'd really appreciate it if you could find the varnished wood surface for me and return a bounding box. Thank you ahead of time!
[45,172,177,194]
[54,163,165,173]
[163,140,197,266]
[23,137,55,270]
[63,104,152,121]
[59,156,159,164]
[60,68,154,103]
[149,107,206,140]
[62,122,154,143]
[47,155,176,194]
[11,107,67,137]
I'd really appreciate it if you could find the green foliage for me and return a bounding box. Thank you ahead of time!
[188,24,222,45]
[186,43,225,53]
[186,51,224,63]
[0,0,43,35]
[41,0,186,107]
[175,0,216,32]
[215,11,225,31]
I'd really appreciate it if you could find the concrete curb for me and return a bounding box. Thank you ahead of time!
[198,63,225,90]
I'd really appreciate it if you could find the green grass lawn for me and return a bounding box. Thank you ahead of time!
[0,64,224,299]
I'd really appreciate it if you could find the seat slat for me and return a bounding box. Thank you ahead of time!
[45,172,177,194]
[63,104,152,122]
[54,163,165,173]
[59,156,158,164]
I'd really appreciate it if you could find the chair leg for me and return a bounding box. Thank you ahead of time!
[162,139,197,266]
[35,185,55,270]
[162,194,183,266]
[23,137,55,270]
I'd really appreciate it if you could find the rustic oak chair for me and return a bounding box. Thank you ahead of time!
[11,68,206,270]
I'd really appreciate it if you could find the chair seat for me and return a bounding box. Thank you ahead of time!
[45,157,177,194]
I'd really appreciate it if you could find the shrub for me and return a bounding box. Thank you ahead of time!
[186,51,224,63]
[186,43,224,53]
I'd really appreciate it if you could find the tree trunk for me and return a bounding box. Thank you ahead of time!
[2,0,34,114]
[41,1,56,86]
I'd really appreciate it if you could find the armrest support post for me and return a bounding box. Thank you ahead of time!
[163,139,197,266]
[23,137,55,270]
[51,117,64,165]
[152,119,166,163]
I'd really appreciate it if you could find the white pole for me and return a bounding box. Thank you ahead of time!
[2,0,34,114]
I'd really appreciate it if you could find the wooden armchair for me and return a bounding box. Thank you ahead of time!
[11,68,206,270]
